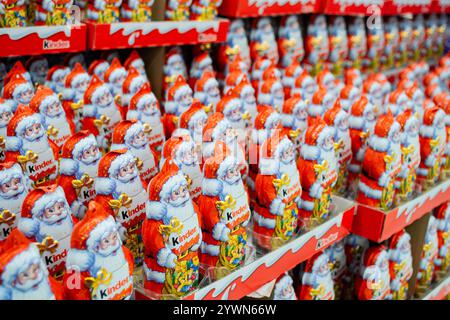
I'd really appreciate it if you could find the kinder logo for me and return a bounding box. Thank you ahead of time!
[43,39,70,50]
[45,248,67,265]
[316,232,339,249]
[172,227,196,247]
[99,277,130,299]
[199,33,217,43]
[28,159,53,174]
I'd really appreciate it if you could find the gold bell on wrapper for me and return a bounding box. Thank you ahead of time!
[198,141,251,278]
[142,160,202,298]
[94,149,148,266]
[63,202,134,300]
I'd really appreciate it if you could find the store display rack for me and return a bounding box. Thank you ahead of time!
[420,274,450,300]
[135,197,354,300]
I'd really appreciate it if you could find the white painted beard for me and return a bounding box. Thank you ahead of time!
[38,214,73,242]
[206,95,220,108]
[320,149,338,177]
[165,198,195,221]
[221,177,245,199]
[115,176,143,198]
[78,159,100,178]
[293,118,307,132]
[10,277,55,300]
[140,113,161,128]
[22,135,50,154]
[94,247,126,273]
[0,187,27,214]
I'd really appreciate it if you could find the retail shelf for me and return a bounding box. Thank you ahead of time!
[421,274,450,300]
[351,179,450,243]
[0,24,87,58]
[218,0,321,18]
[323,0,384,15]
[86,19,229,50]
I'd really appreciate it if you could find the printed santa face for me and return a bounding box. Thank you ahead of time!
[2,74,34,108]
[59,132,100,219]
[179,100,208,146]
[45,66,70,94]
[124,51,148,80]
[0,99,15,146]
[194,71,220,110]
[273,273,297,300]
[29,85,75,148]
[216,91,248,137]
[300,253,335,300]
[327,16,348,72]
[258,75,285,112]
[111,120,158,184]
[64,203,134,300]
[104,58,127,97]
[234,76,257,123]
[227,19,251,68]
[26,57,49,85]
[166,75,194,117]
[388,230,413,300]
[347,17,367,67]
[5,107,59,186]
[66,64,91,103]
[0,163,30,242]
[306,14,329,69]
[18,185,74,278]
[199,141,250,270]
[94,149,147,265]
[164,47,188,82]
[358,247,392,300]
[340,85,361,112]
[142,161,202,296]
[0,230,61,300]
[88,59,110,81]
[190,52,214,82]
[162,135,202,201]
[345,234,369,278]
[122,67,149,108]
[127,84,165,153]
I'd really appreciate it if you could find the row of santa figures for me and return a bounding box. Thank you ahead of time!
[273,202,450,300]
[0,0,222,27]
[215,14,447,80]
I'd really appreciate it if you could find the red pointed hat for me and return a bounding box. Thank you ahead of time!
[147,160,182,202]
[61,130,97,159]
[65,63,87,88]
[179,100,204,129]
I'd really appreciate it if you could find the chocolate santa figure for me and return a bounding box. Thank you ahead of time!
[278,15,304,69]
[122,67,150,110]
[44,65,70,97]
[3,61,32,86]
[250,18,279,64]
[202,112,247,179]
[387,230,413,300]
[64,53,86,70]
[0,163,31,243]
[253,132,301,250]
[178,99,208,148]
[0,230,63,300]
[35,0,73,25]
[366,20,385,72]
[233,75,257,124]
[434,202,450,277]
[416,215,439,295]
[340,84,361,113]
[163,75,194,138]
[161,134,202,202]
[395,110,420,201]
[88,59,110,81]
[142,161,202,297]
[60,63,91,131]
[386,89,410,117]
[64,202,134,300]
[305,15,329,76]
[2,74,34,109]
[398,17,413,66]
[307,87,335,121]
[29,85,75,148]
[273,273,297,300]
[356,114,402,210]
[344,234,369,298]
[110,120,158,185]
[194,70,220,111]
[383,16,400,70]
[127,83,165,154]
[87,0,122,23]
[59,131,100,220]
[300,252,335,300]
[324,101,352,195]
[292,69,317,103]
[316,66,343,102]
[297,121,337,228]
[216,90,250,146]
[356,246,392,300]
[347,17,367,70]
[0,0,27,27]
[94,149,147,265]
[0,99,15,162]
[5,106,59,187]
[344,68,363,89]
[258,71,284,112]
[223,69,246,97]
[199,141,250,274]
[220,19,250,71]
[190,0,221,21]
[121,0,153,22]
[433,94,450,178]
[124,50,148,80]
[104,58,127,99]
[81,74,123,151]
[281,95,308,154]
[327,16,348,76]
[189,51,214,88]
[282,62,303,99]
[163,47,188,94]
[417,105,446,189]
[347,96,377,194]
[165,0,191,21]
[26,56,48,85]
[18,185,75,279]
[325,241,347,300]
